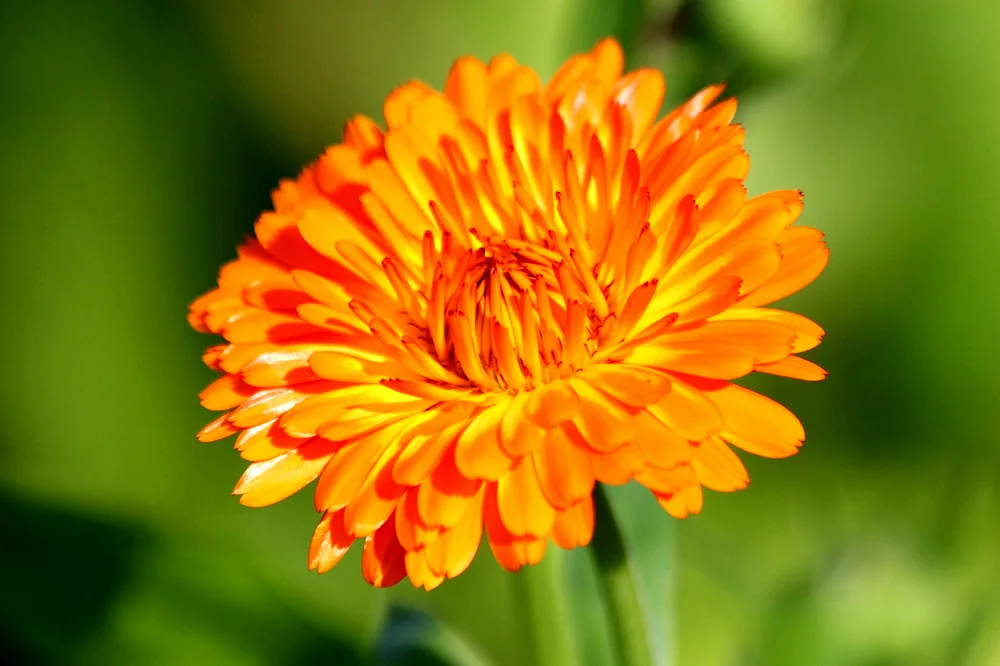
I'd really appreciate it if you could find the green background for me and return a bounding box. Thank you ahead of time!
[2,0,998,664]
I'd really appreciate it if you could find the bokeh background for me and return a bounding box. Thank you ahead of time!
[3,0,999,664]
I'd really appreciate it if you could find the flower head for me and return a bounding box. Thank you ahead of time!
[190,39,828,589]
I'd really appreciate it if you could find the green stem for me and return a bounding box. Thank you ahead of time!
[513,546,577,666]
[591,483,655,666]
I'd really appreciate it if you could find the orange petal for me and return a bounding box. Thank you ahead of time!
[647,376,722,441]
[362,519,408,588]
[235,419,301,461]
[200,374,256,411]
[405,548,446,591]
[740,227,829,308]
[383,81,435,129]
[636,462,697,495]
[632,409,691,469]
[712,308,825,353]
[234,438,338,507]
[454,403,515,481]
[197,414,240,442]
[756,355,827,381]
[705,383,805,458]
[626,341,756,380]
[613,69,665,138]
[241,349,319,387]
[395,488,440,552]
[551,497,595,549]
[423,488,485,579]
[567,377,635,452]
[500,391,546,457]
[691,436,749,492]
[445,56,489,126]
[308,509,355,574]
[229,385,316,428]
[589,441,644,485]
[417,445,482,529]
[655,483,703,519]
[496,457,556,538]
[578,364,673,408]
[664,319,796,364]
[524,379,581,428]
[532,427,595,509]
[392,404,476,486]
[314,424,401,513]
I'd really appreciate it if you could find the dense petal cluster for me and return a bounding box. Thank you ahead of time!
[190,39,828,589]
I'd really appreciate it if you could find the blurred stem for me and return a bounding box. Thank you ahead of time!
[591,484,654,666]
[513,546,577,666]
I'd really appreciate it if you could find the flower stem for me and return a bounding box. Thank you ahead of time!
[590,483,655,666]
[513,546,577,666]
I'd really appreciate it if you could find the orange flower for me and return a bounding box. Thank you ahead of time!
[190,39,828,590]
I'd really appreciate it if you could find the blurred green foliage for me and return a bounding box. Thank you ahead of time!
[2,0,999,664]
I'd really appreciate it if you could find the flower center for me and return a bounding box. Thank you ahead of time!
[423,232,602,394]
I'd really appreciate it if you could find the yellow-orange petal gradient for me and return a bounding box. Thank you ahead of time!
[190,38,828,589]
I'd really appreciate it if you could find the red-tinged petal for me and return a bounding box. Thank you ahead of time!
[234,439,339,507]
[705,383,805,458]
[691,436,749,492]
[362,520,407,588]
[200,374,255,411]
[197,414,240,442]
[551,497,594,549]
[496,456,556,538]
[309,509,354,574]
[532,427,595,509]
[756,355,827,381]
[454,404,515,481]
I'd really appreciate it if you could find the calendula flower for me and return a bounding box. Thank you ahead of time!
[190,38,827,590]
